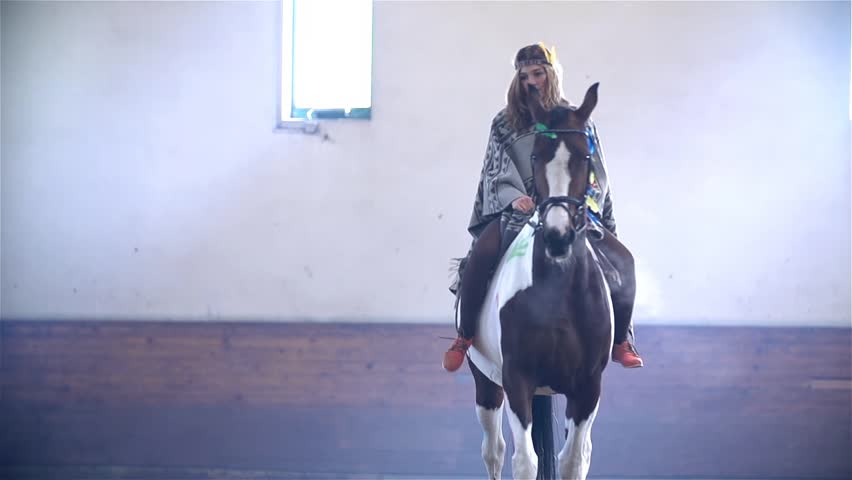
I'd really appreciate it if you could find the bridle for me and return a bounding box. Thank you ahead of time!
[506,127,594,235]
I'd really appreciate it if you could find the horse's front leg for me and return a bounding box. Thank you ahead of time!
[470,362,506,480]
[503,370,537,480]
[558,381,601,480]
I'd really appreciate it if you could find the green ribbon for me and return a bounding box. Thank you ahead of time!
[534,122,557,139]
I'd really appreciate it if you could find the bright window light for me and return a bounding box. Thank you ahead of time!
[281,0,373,122]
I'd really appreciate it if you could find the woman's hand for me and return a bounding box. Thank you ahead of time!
[511,195,535,213]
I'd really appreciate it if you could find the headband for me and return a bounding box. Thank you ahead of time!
[515,58,551,69]
[514,43,557,70]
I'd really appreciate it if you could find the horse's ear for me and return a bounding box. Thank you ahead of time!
[575,82,599,123]
[527,85,548,124]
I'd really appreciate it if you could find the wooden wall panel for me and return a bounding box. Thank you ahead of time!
[1,321,850,479]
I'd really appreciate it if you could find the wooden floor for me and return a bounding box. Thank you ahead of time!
[1,321,850,479]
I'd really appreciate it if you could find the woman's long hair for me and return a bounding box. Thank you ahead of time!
[506,45,565,132]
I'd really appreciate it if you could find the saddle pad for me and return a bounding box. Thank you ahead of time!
[465,212,538,387]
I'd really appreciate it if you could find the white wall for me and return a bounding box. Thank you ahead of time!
[1,1,849,326]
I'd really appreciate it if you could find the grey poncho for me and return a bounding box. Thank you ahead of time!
[467,106,618,239]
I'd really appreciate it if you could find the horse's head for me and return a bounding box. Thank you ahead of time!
[528,83,599,260]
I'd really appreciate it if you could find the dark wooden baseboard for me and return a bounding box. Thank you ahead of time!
[1,321,850,479]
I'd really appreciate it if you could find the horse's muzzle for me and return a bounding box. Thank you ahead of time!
[543,227,576,258]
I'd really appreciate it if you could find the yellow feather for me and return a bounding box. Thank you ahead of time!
[586,196,601,214]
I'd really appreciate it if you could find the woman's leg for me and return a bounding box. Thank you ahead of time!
[458,218,502,338]
[592,229,644,368]
[443,218,502,371]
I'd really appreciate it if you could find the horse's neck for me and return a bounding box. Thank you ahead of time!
[533,235,609,335]
[533,235,597,289]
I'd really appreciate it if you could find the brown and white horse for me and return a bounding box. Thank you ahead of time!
[466,83,616,480]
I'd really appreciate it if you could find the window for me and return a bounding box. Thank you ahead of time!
[279,0,373,125]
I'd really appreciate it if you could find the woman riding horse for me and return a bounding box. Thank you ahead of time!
[443,43,644,372]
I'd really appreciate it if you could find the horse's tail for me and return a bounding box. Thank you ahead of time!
[532,394,557,479]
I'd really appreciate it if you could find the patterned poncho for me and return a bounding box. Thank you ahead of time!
[467,106,618,238]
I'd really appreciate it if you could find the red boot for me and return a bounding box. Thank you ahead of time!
[442,336,473,372]
[612,341,644,368]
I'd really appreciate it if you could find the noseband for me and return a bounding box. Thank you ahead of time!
[537,195,587,234]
